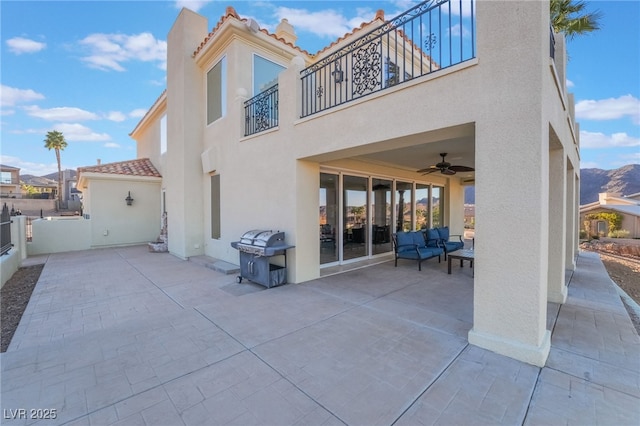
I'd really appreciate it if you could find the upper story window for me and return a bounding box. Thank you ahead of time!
[0,172,13,184]
[253,55,285,95]
[207,56,227,125]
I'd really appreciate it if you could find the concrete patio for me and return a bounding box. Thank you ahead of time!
[1,246,638,425]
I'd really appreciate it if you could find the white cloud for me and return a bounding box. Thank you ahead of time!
[6,37,46,54]
[566,79,574,88]
[50,123,111,142]
[106,111,127,122]
[1,85,45,107]
[24,106,99,121]
[580,130,640,149]
[174,0,212,12]
[575,94,640,124]
[0,155,60,176]
[620,152,640,163]
[104,142,121,148]
[275,6,376,39]
[79,32,167,72]
[129,109,148,118]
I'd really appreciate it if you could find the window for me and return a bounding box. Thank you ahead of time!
[211,175,221,239]
[0,172,12,184]
[207,57,226,124]
[253,55,285,95]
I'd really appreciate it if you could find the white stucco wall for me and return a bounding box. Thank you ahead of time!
[83,177,162,248]
[27,217,91,255]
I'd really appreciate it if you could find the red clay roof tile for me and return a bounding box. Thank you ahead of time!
[78,158,161,178]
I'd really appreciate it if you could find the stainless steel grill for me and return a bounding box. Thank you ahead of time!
[231,229,294,288]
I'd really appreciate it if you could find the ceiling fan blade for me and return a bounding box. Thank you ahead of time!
[449,165,475,172]
[442,169,457,175]
[416,166,437,173]
[420,169,439,175]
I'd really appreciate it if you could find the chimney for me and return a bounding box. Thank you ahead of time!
[97,159,101,165]
[275,18,297,45]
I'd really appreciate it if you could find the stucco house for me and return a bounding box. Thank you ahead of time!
[580,192,640,238]
[125,0,580,367]
[0,164,22,199]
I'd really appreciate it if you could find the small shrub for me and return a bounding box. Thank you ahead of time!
[608,229,630,239]
[579,230,588,239]
[590,235,600,240]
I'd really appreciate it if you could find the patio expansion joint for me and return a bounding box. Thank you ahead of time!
[389,343,469,426]
[544,348,638,399]
[192,305,351,425]
[116,250,185,310]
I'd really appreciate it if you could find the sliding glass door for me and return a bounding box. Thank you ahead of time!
[371,178,392,255]
[320,173,338,264]
[343,175,369,260]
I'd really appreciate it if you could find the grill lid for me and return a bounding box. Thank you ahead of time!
[238,229,285,247]
[239,229,267,245]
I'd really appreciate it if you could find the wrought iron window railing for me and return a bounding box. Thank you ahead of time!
[1,203,12,255]
[244,84,279,136]
[300,0,476,117]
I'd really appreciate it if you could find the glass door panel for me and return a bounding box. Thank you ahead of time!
[432,186,444,228]
[343,175,368,260]
[371,178,392,255]
[415,183,430,230]
[395,181,413,232]
[320,173,338,264]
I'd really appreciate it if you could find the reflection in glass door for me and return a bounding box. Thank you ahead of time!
[343,175,368,260]
[395,181,413,232]
[320,173,338,264]
[372,178,392,255]
[415,183,430,230]
[432,186,444,228]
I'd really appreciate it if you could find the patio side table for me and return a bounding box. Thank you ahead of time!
[447,249,475,275]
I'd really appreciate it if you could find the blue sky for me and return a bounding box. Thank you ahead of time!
[1,0,638,176]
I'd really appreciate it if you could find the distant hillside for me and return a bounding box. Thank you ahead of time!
[580,164,640,204]
[464,164,640,205]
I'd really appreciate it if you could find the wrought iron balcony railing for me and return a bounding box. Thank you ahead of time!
[244,84,279,136]
[300,0,476,117]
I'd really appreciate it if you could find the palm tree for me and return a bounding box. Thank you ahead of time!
[44,130,68,209]
[550,0,602,40]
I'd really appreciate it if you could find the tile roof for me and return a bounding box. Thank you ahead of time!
[192,6,388,59]
[193,6,311,58]
[78,158,161,178]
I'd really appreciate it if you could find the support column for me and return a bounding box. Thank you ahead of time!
[469,0,550,367]
[565,164,577,270]
[548,147,567,303]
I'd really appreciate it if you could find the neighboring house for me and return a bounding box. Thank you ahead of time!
[580,192,640,238]
[20,175,57,199]
[77,158,162,247]
[0,164,22,199]
[128,1,580,367]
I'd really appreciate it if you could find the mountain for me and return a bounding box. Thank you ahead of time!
[580,164,640,204]
[463,164,640,205]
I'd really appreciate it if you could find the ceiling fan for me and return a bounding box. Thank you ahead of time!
[417,152,475,175]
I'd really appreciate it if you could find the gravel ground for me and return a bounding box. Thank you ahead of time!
[1,249,639,352]
[1,264,43,352]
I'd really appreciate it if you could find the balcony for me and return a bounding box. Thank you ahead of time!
[244,84,279,137]
[300,0,476,117]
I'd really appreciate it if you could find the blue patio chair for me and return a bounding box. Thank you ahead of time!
[392,231,443,271]
[435,226,464,260]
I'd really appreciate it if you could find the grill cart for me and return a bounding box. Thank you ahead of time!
[231,229,294,288]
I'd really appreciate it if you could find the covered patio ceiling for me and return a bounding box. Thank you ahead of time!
[311,122,476,183]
